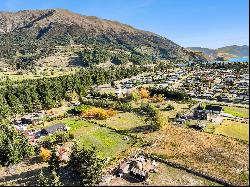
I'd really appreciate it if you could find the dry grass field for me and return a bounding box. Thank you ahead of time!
[144,125,249,186]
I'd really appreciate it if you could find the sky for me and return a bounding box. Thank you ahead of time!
[0,0,249,49]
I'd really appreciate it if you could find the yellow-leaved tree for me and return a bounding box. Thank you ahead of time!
[40,147,51,161]
[139,88,150,99]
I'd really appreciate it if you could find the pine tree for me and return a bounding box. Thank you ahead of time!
[48,148,60,172]
[68,145,105,186]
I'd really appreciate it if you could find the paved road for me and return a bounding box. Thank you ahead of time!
[192,98,249,108]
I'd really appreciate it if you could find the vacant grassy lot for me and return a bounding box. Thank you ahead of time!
[149,162,219,186]
[144,125,249,186]
[214,120,249,142]
[159,101,189,119]
[97,112,148,130]
[223,106,249,118]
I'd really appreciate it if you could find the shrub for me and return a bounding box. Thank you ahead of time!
[165,104,175,111]
[152,94,164,103]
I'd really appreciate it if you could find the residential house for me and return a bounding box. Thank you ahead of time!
[41,123,67,135]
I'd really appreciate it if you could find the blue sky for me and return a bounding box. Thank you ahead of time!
[0,0,249,48]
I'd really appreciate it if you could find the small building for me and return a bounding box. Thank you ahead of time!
[41,123,67,135]
[193,105,206,119]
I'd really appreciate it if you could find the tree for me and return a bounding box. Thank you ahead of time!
[48,148,60,172]
[139,88,150,99]
[68,145,105,186]
[0,94,10,119]
[129,91,140,101]
[40,147,51,162]
[0,123,34,166]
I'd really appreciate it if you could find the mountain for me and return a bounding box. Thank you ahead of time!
[187,45,249,60]
[217,45,249,57]
[0,9,207,69]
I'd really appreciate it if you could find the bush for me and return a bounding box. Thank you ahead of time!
[152,94,164,103]
[165,104,175,111]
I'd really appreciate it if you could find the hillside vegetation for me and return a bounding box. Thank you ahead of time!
[0,9,207,70]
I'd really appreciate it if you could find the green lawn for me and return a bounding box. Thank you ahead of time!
[214,120,249,142]
[223,106,249,118]
[76,127,131,158]
[45,117,133,158]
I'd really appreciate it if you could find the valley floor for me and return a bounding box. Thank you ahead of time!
[1,94,249,186]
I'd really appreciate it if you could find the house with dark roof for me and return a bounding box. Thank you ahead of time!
[41,123,66,135]
[193,105,206,119]
[205,105,222,114]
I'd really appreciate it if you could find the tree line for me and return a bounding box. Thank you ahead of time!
[147,87,190,101]
[0,65,148,120]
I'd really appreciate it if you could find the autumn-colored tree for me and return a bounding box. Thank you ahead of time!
[139,88,150,99]
[40,147,51,161]
[106,108,117,117]
[83,107,117,119]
